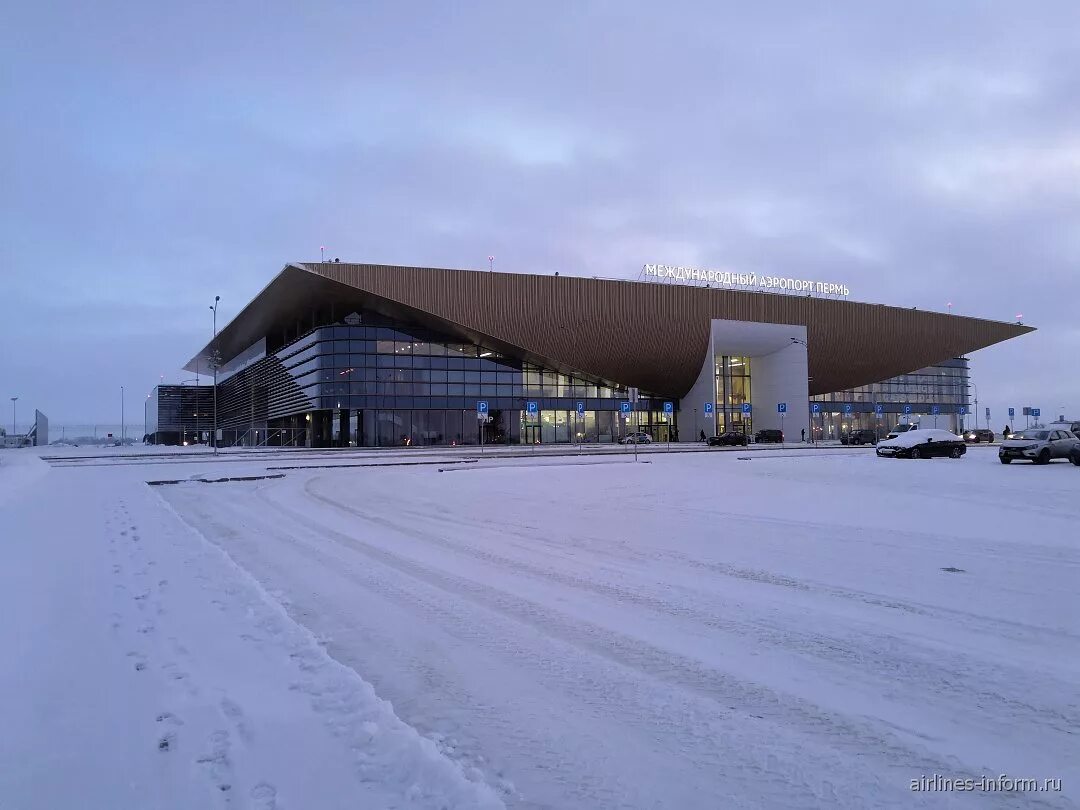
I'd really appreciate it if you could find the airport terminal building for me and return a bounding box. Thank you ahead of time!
[148,262,1032,447]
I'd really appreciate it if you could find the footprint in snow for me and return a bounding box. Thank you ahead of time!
[250,782,279,809]
[196,729,233,794]
[128,651,148,672]
[220,698,251,742]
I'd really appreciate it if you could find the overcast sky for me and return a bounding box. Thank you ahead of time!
[3,2,1078,428]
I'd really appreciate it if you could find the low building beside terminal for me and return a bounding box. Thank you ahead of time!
[2,409,48,448]
[146,262,1032,447]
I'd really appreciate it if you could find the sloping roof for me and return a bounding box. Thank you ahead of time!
[186,262,1033,397]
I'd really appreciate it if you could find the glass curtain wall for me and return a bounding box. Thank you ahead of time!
[241,310,676,447]
[810,358,971,439]
[714,356,752,436]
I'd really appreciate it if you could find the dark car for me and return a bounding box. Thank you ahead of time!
[963,428,995,443]
[840,429,878,446]
[708,431,749,447]
[1071,445,1080,466]
[754,429,784,444]
[875,428,967,459]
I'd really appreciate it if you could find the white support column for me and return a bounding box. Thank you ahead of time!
[681,333,718,441]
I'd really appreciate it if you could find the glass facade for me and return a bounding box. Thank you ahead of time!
[810,358,970,439]
[157,307,974,448]
[212,310,678,447]
[713,355,753,435]
[145,384,214,445]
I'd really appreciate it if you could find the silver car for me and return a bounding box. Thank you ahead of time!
[998,428,1079,464]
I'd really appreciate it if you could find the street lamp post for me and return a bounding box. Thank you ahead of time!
[121,386,125,445]
[210,295,220,454]
[972,382,979,431]
[10,396,17,441]
[789,337,810,442]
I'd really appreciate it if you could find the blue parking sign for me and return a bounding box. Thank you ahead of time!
[958,405,967,415]
[663,401,673,414]
[811,403,821,414]
[874,403,883,415]
[777,402,787,414]
[704,402,714,414]
[1033,408,1041,417]
[526,400,538,415]
[741,403,752,415]
[1008,407,1014,419]
[903,404,912,415]
[619,401,632,415]
[843,403,853,414]
[931,405,940,415]
[477,400,489,414]
[575,401,585,416]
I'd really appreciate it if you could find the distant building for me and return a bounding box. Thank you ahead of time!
[2,409,48,448]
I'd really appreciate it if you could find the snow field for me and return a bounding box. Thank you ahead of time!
[1,446,1076,808]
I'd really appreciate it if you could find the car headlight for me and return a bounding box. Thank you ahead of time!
[1024,444,1038,451]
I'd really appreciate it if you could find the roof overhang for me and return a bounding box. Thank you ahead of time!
[184,262,1035,397]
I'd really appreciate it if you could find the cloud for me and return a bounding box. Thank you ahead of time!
[2,1,1079,422]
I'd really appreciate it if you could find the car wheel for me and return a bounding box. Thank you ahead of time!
[1071,454,1080,466]
[1036,449,1051,465]
[910,447,923,459]
[950,447,963,459]
[1000,457,1011,464]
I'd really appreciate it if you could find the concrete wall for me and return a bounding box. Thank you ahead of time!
[679,319,809,442]
[34,410,48,447]
[681,341,718,440]
[750,342,809,440]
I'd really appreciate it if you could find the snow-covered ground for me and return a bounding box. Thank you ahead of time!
[1,445,1077,808]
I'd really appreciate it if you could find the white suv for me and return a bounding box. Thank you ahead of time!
[998,428,1079,464]
[886,423,921,440]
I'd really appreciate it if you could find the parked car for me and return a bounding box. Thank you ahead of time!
[1048,421,1080,436]
[885,423,920,440]
[840,429,878,446]
[619,431,652,444]
[1070,444,1080,466]
[707,431,749,447]
[754,429,784,444]
[998,428,1079,464]
[875,428,966,459]
[963,428,995,443]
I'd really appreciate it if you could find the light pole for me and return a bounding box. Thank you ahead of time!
[790,337,809,442]
[210,295,220,454]
[121,386,125,445]
[194,360,201,443]
[9,396,16,440]
[972,382,979,431]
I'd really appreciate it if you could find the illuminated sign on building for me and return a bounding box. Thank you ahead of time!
[643,264,850,297]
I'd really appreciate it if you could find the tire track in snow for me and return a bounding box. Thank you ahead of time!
[300,475,1079,737]
[239,477,1045,808]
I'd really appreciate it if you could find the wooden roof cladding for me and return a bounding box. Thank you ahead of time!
[305,263,1032,397]
[188,262,1033,398]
